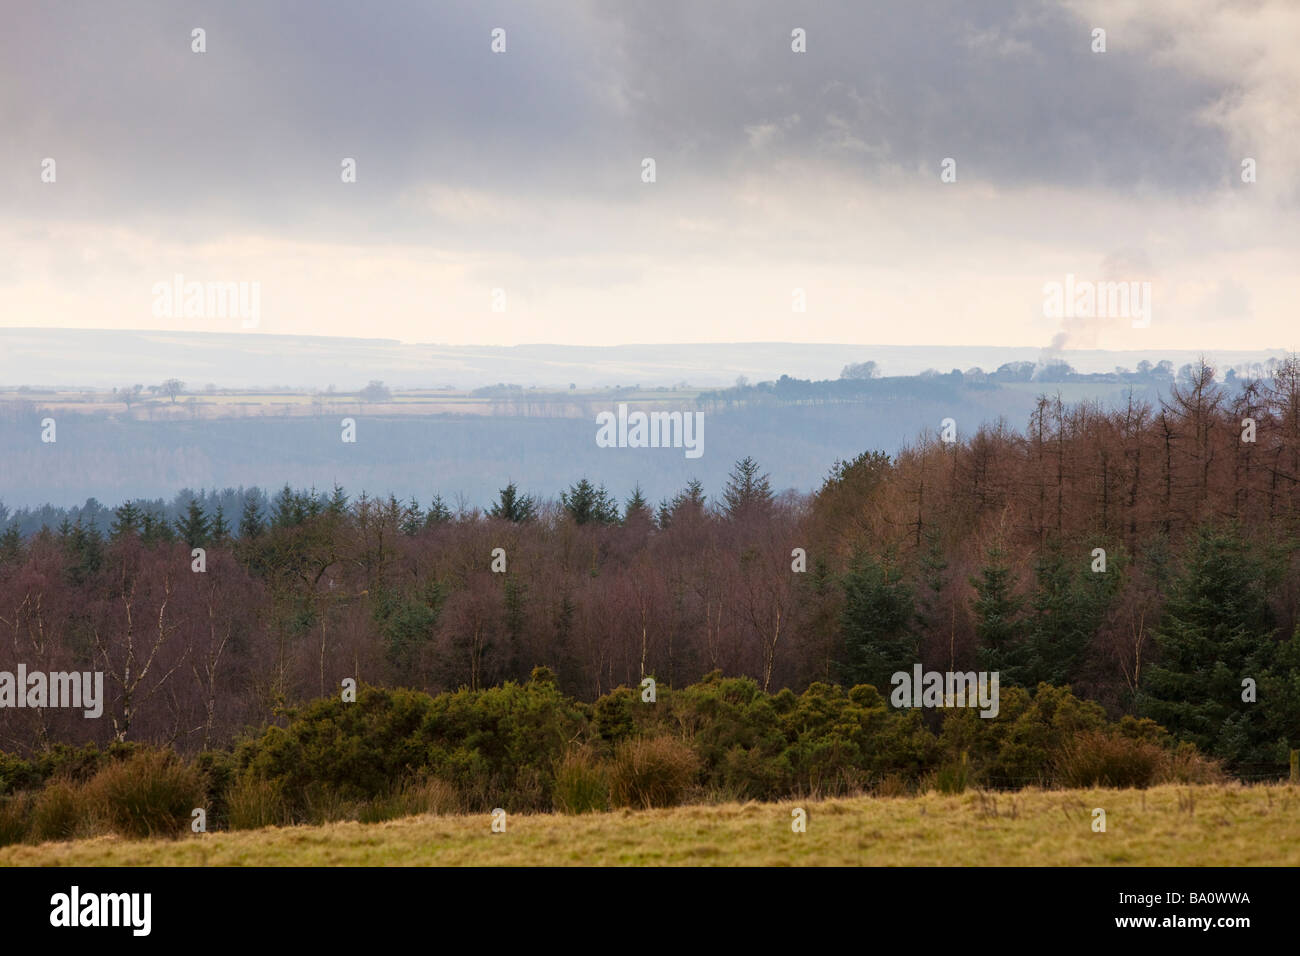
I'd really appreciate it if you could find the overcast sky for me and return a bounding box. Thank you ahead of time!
[2,0,1296,351]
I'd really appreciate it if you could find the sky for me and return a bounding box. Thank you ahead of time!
[1,0,1296,352]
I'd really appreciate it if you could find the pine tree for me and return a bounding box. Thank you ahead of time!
[503,576,528,671]
[659,478,707,528]
[0,524,22,566]
[271,484,305,528]
[1260,625,1300,768]
[560,479,618,525]
[305,487,325,519]
[488,483,536,523]
[110,501,143,541]
[175,498,211,547]
[239,497,265,539]
[839,550,917,689]
[970,544,1025,673]
[1139,523,1276,765]
[140,508,175,545]
[210,504,231,542]
[425,494,452,526]
[722,456,774,520]
[623,485,652,525]
[64,520,104,584]
[400,498,424,536]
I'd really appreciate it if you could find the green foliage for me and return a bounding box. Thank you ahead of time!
[553,749,609,814]
[1139,523,1277,767]
[722,456,774,520]
[374,579,444,674]
[560,479,619,525]
[1004,540,1121,687]
[358,775,462,823]
[970,543,1026,672]
[110,501,143,541]
[225,776,289,831]
[234,676,585,815]
[175,497,211,548]
[839,550,916,690]
[0,742,130,797]
[488,483,536,523]
[939,683,1109,788]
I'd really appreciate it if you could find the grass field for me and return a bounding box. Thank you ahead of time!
[3,783,1297,866]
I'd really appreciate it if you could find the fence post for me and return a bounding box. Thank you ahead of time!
[1291,749,1298,785]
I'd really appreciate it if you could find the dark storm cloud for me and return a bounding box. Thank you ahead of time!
[1,0,1234,242]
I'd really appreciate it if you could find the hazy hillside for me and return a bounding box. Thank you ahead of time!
[0,328,1287,390]
[1,379,1129,511]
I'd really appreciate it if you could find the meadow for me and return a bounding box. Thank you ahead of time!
[4,784,1297,867]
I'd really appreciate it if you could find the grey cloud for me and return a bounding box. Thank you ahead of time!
[0,0,1255,248]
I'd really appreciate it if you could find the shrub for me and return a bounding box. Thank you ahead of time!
[608,737,698,809]
[359,775,461,823]
[30,779,92,842]
[225,775,289,831]
[235,679,585,814]
[934,753,969,794]
[301,781,362,825]
[0,792,32,846]
[1055,730,1163,789]
[553,749,608,814]
[87,749,206,839]
[1155,741,1226,785]
[871,773,914,798]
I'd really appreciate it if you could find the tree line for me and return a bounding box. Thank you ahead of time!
[1,357,1298,776]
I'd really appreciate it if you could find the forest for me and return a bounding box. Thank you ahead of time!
[1,357,1298,783]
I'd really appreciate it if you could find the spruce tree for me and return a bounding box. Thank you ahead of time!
[110,501,143,541]
[175,498,211,547]
[623,484,652,525]
[425,494,452,526]
[1139,523,1276,766]
[239,497,265,539]
[970,544,1025,673]
[839,550,917,690]
[488,483,536,523]
[560,479,618,525]
[210,504,231,542]
[722,456,774,520]
[0,524,22,566]
[400,497,424,536]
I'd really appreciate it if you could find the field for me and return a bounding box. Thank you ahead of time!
[4,784,1297,867]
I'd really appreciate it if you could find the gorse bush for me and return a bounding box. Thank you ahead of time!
[0,742,134,797]
[233,676,584,815]
[0,676,1227,839]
